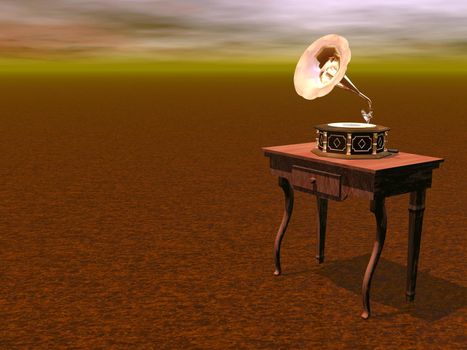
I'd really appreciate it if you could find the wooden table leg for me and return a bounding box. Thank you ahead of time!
[316,197,328,263]
[406,188,426,301]
[361,196,387,319]
[274,177,294,276]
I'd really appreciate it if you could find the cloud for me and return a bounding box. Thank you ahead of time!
[0,0,466,59]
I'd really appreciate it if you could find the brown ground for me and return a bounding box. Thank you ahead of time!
[0,72,465,349]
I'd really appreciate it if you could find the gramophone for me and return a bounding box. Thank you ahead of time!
[294,34,391,159]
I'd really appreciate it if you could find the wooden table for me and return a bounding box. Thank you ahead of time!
[262,142,444,319]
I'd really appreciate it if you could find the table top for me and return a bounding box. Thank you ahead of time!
[263,142,444,174]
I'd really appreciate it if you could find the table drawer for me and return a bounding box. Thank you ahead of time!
[292,165,342,200]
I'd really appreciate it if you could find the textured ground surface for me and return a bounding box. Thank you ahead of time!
[0,72,465,349]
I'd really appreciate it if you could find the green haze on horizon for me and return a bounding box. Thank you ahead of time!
[0,57,466,75]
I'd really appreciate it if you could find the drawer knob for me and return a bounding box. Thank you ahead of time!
[310,177,317,184]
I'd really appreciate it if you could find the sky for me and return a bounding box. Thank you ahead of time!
[0,0,466,61]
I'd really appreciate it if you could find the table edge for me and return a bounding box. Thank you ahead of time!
[262,143,444,174]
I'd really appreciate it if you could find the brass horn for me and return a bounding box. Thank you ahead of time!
[294,34,373,123]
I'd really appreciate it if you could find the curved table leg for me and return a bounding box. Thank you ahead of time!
[361,196,387,319]
[274,177,294,276]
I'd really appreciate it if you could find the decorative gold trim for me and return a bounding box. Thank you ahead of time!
[323,131,328,153]
[346,133,351,155]
[312,148,392,159]
[384,131,388,152]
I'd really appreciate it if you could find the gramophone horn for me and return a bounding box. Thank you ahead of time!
[294,34,373,122]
